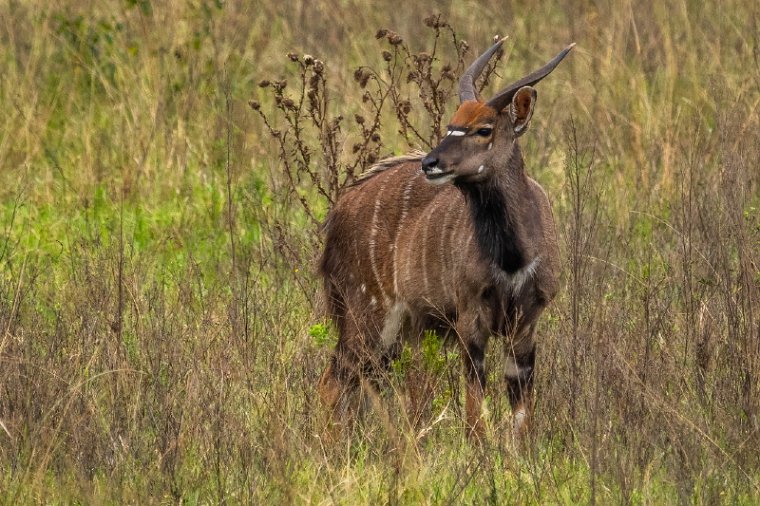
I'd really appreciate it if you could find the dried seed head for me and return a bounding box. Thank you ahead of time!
[354,114,365,125]
[423,15,438,28]
[287,52,299,62]
[258,79,271,88]
[329,115,343,130]
[375,28,388,39]
[353,68,370,88]
[416,52,431,63]
[282,97,295,109]
[382,50,392,62]
[367,153,377,164]
[303,54,314,65]
[271,129,281,137]
[388,33,403,45]
[371,133,381,142]
[352,143,361,153]
[406,71,418,82]
[313,60,324,74]
[400,100,412,114]
[248,100,260,110]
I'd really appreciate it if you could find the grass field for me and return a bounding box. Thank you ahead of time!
[1,0,759,503]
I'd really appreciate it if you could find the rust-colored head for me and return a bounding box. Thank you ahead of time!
[449,101,498,130]
[421,42,575,185]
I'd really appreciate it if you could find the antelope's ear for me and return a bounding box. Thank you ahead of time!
[509,86,537,136]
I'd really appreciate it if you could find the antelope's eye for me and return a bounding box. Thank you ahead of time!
[476,127,493,137]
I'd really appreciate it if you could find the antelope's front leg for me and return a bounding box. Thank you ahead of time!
[458,311,489,440]
[504,333,536,439]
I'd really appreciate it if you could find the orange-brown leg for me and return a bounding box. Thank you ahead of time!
[318,359,343,415]
[319,303,388,438]
[318,325,366,437]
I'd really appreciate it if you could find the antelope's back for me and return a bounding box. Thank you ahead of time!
[320,158,464,312]
[321,159,421,296]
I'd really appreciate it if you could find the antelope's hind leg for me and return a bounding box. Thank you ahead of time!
[319,304,389,434]
[318,349,360,426]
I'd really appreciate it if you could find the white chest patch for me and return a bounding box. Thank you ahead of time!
[509,256,541,294]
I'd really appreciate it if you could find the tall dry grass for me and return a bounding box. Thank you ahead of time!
[0,0,758,503]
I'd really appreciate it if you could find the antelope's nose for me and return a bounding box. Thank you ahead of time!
[421,155,439,171]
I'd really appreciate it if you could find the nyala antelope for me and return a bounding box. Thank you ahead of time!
[318,39,574,439]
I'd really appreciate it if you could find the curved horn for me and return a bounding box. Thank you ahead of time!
[486,43,576,112]
[459,37,507,103]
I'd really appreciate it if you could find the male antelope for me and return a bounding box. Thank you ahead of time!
[318,39,573,438]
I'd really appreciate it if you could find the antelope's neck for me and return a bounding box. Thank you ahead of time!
[462,147,532,274]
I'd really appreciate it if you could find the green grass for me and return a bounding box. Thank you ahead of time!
[1,0,759,503]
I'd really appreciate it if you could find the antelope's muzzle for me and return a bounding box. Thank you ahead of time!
[421,154,452,180]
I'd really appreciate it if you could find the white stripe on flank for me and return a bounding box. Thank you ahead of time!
[393,173,417,296]
[463,226,474,255]
[421,204,434,294]
[439,207,452,302]
[452,213,468,298]
[369,181,389,304]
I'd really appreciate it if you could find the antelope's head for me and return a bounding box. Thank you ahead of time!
[422,40,575,185]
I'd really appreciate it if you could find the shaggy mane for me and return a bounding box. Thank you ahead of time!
[352,149,426,184]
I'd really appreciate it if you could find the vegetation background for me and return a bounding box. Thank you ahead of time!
[1,0,758,503]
